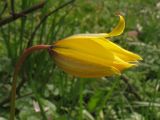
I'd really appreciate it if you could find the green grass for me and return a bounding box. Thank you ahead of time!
[0,0,160,119]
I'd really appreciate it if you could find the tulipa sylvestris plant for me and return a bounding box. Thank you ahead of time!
[10,15,142,120]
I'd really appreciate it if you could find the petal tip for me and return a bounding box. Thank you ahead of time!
[107,15,125,37]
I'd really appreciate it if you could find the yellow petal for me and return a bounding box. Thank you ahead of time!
[106,40,143,62]
[106,15,125,37]
[53,48,120,78]
[54,36,138,72]
[51,15,142,78]
[64,15,125,38]
[54,36,123,66]
[89,37,142,62]
[62,35,142,62]
[113,56,136,71]
[54,36,115,61]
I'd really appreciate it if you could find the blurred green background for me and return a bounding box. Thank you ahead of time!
[0,0,160,119]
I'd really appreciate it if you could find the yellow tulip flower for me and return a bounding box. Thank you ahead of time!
[9,15,143,120]
[51,15,142,78]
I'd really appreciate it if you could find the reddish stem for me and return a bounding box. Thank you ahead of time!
[10,45,51,120]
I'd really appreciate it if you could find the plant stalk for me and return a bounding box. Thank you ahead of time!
[10,45,51,120]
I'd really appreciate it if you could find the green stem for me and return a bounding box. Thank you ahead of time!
[10,45,51,120]
[79,79,83,120]
[35,94,48,120]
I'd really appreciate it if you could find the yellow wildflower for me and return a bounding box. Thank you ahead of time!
[51,15,142,78]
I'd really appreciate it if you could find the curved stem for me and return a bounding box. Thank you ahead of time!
[10,45,51,120]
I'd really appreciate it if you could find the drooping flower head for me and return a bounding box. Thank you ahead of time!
[51,15,142,78]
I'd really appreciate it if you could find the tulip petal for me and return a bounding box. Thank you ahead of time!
[53,48,136,77]
[106,15,125,37]
[59,35,142,62]
[90,37,143,62]
[54,36,115,61]
[53,48,120,77]
[113,56,136,71]
[54,36,137,71]
[65,15,125,38]
[51,15,142,78]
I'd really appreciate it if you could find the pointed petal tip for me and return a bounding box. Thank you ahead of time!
[138,56,143,61]
[106,15,125,37]
[134,54,143,61]
[127,52,143,62]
